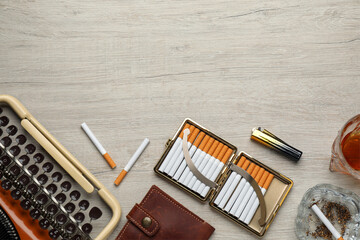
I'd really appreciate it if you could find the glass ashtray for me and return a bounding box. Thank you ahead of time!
[295,184,360,240]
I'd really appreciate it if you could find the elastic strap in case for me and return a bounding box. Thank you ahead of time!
[182,128,267,226]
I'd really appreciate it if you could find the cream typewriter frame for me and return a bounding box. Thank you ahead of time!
[0,95,121,240]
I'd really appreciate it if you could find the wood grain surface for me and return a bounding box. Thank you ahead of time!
[0,0,359,239]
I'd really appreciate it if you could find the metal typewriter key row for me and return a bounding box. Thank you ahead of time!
[0,108,104,240]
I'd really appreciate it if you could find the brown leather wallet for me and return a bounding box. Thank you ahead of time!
[116,185,215,240]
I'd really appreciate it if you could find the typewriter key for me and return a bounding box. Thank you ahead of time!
[0,116,9,126]
[16,135,26,145]
[10,189,22,200]
[51,172,63,182]
[20,199,32,210]
[55,193,67,204]
[9,165,21,176]
[36,194,49,205]
[0,155,11,166]
[1,179,12,190]
[18,174,31,186]
[61,181,72,192]
[42,162,54,173]
[49,228,60,239]
[1,137,12,147]
[56,213,67,225]
[70,190,81,201]
[28,164,39,175]
[39,218,51,229]
[79,200,90,211]
[33,153,44,163]
[27,183,38,195]
[47,204,59,215]
[9,146,20,156]
[37,174,48,185]
[18,155,30,165]
[74,212,85,223]
[25,144,36,154]
[46,183,57,194]
[82,223,93,234]
[30,209,41,219]
[65,223,77,234]
[89,207,102,220]
[6,125,17,136]
[65,202,76,213]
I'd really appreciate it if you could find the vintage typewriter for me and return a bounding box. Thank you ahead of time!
[0,95,121,240]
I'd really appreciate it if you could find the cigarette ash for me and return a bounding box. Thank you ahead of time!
[306,200,351,240]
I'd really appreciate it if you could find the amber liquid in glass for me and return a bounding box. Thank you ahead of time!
[341,130,360,170]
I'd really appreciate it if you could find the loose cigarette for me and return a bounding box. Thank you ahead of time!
[159,124,190,172]
[114,138,150,185]
[214,157,249,207]
[311,204,344,240]
[200,148,234,197]
[168,127,200,176]
[229,164,258,216]
[163,125,196,174]
[81,122,116,169]
[243,172,272,224]
[173,132,205,179]
[233,166,262,218]
[176,134,210,181]
[239,168,266,221]
[180,137,215,186]
[196,145,228,194]
[191,143,224,192]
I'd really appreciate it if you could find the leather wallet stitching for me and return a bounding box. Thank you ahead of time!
[117,221,130,240]
[142,187,204,223]
[127,204,159,236]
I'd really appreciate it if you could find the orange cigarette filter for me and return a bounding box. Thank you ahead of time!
[241,159,251,170]
[263,173,274,190]
[103,153,116,169]
[212,142,223,158]
[203,137,215,153]
[237,156,247,167]
[217,145,228,162]
[187,126,196,141]
[221,148,233,164]
[179,123,191,139]
[198,135,210,151]
[254,168,265,183]
[193,132,205,148]
[246,163,256,174]
[258,171,270,188]
[250,166,260,179]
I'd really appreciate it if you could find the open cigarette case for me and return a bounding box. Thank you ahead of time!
[154,119,293,237]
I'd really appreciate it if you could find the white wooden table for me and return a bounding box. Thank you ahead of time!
[1,0,359,239]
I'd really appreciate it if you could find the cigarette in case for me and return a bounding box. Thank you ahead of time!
[163,125,196,174]
[167,126,199,176]
[243,173,273,224]
[187,141,220,189]
[214,158,249,207]
[311,204,344,240]
[197,145,228,195]
[173,132,206,180]
[159,123,191,172]
[251,127,302,161]
[114,138,150,185]
[200,148,234,197]
[81,122,116,168]
[179,137,214,185]
[191,143,224,192]
[178,135,211,183]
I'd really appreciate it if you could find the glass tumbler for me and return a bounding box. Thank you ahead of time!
[330,114,360,179]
